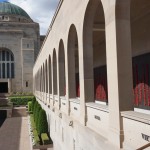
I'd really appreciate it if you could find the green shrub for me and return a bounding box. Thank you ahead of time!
[41,133,52,145]
[30,114,40,145]
[38,109,48,135]
[9,96,35,105]
[30,114,36,129]
[33,129,40,145]
[28,101,32,112]
[32,97,36,112]
[33,101,38,118]
[35,104,41,127]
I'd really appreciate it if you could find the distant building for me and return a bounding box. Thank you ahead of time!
[0,1,40,93]
[40,36,46,48]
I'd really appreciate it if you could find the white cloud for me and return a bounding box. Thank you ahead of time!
[8,0,59,35]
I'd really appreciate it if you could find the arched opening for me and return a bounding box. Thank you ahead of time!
[53,49,57,95]
[43,63,45,93]
[40,66,42,92]
[67,24,80,98]
[58,40,66,96]
[45,60,48,93]
[48,55,52,94]
[0,48,14,79]
[131,0,150,111]
[83,0,107,103]
[37,69,40,91]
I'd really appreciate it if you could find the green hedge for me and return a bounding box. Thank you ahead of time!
[28,101,32,112]
[9,96,35,105]
[38,109,48,135]
[35,104,42,127]
[30,114,36,129]
[30,114,40,145]
[32,97,36,112]
[33,101,38,118]
[41,133,51,145]
[29,99,50,146]
[33,128,40,145]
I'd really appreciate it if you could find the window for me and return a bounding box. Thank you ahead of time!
[0,49,15,79]
[26,81,28,87]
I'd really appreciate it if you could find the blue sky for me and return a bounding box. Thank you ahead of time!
[0,0,59,35]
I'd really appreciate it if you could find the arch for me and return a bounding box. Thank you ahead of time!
[45,59,48,93]
[0,48,15,78]
[38,69,40,91]
[58,39,66,96]
[83,0,107,103]
[67,24,80,98]
[52,49,57,95]
[48,55,52,94]
[131,0,150,110]
[40,66,42,92]
[42,63,45,92]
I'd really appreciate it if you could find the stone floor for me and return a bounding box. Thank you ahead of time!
[0,117,31,150]
[0,117,53,150]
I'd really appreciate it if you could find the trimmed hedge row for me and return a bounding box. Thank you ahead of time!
[30,114,40,145]
[28,101,32,112]
[29,98,52,145]
[33,129,40,145]
[38,109,48,135]
[30,114,36,129]
[9,96,35,105]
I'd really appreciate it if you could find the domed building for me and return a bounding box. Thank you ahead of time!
[0,1,40,93]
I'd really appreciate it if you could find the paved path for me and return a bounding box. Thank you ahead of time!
[0,117,31,150]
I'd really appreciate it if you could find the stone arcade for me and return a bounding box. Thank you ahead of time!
[33,0,150,150]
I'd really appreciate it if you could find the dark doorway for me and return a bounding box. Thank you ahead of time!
[0,82,8,93]
[0,110,7,127]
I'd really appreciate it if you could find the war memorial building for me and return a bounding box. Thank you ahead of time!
[0,1,40,93]
[0,0,150,150]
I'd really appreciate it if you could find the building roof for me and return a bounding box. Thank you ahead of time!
[0,1,30,19]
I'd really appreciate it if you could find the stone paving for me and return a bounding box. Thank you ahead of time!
[0,116,53,150]
[0,117,31,150]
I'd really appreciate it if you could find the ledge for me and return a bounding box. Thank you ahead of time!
[54,95,59,101]
[69,98,80,104]
[86,102,109,113]
[33,144,53,149]
[60,96,66,100]
[49,94,53,99]
[121,111,150,125]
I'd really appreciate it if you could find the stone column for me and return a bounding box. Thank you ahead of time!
[45,63,48,105]
[105,0,133,148]
[48,57,52,105]
[56,53,60,109]
[47,58,50,105]
[79,0,98,125]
